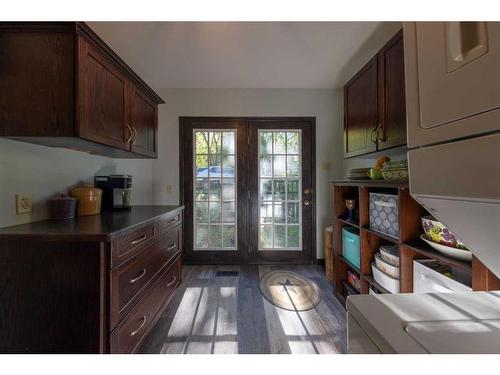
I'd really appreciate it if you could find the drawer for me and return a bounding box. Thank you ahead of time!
[109,225,181,328]
[111,223,156,267]
[110,257,181,354]
[156,212,182,235]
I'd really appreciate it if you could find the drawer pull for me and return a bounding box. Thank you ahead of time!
[167,243,177,251]
[130,315,147,336]
[129,269,147,284]
[168,218,177,223]
[130,234,147,245]
[166,276,177,287]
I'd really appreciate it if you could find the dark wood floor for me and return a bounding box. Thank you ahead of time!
[140,265,347,354]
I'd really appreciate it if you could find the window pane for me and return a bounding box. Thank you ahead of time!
[209,132,222,154]
[222,225,236,248]
[209,201,222,222]
[222,155,235,174]
[287,202,299,224]
[287,155,300,177]
[287,226,300,248]
[274,226,286,248]
[222,179,235,200]
[287,180,299,201]
[260,203,273,224]
[222,132,235,154]
[208,179,222,200]
[195,202,209,223]
[273,203,286,224]
[273,155,286,177]
[195,132,209,154]
[273,180,286,200]
[196,225,209,248]
[209,225,222,248]
[260,225,273,248]
[195,179,209,200]
[260,155,272,177]
[222,201,236,223]
[273,132,286,154]
[260,132,273,155]
[259,179,273,201]
[287,132,299,154]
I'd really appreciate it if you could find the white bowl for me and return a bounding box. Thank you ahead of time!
[375,252,400,279]
[420,234,472,261]
[371,262,400,293]
[380,245,400,266]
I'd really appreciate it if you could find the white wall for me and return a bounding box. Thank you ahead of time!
[152,88,343,259]
[0,138,153,228]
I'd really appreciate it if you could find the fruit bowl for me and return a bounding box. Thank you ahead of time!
[420,234,472,261]
[421,215,467,249]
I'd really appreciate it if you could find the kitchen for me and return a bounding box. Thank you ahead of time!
[0,1,499,372]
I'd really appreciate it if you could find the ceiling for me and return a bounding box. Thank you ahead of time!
[87,22,395,89]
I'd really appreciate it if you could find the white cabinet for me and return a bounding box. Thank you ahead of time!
[404,22,500,147]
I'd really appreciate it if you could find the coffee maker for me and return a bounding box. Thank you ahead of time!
[94,175,132,211]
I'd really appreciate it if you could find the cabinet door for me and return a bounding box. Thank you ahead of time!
[377,30,407,150]
[130,87,157,158]
[344,56,378,158]
[405,22,500,147]
[77,37,131,151]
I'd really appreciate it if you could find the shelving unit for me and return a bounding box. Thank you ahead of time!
[330,179,500,304]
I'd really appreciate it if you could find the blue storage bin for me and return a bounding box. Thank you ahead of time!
[342,227,360,269]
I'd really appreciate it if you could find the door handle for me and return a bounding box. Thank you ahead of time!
[304,188,312,195]
[304,199,311,206]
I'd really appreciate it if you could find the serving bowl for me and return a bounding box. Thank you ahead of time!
[420,234,472,261]
[421,215,467,249]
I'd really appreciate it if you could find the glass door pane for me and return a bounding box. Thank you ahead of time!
[193,130,237,250]
[258,130,302,250]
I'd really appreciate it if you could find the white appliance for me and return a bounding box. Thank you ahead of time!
[347,291,500,354]
[347,22,500,354]
[413,260,472,294]
[404,21,500,278]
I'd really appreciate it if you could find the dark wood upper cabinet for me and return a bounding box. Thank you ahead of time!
[344,29,406,158]
[130,87,157,158]
[377,30,406,150]
[344,56,379,157]
[0,22,163,159]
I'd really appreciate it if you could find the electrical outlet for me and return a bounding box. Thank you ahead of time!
[16,194,32,214]
[166,184,173,194]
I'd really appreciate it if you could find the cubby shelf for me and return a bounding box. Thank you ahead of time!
[329,180,499,305]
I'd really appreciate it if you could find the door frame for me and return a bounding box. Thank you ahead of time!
[179,116,316,265]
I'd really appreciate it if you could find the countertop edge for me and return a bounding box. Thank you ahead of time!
[0,205,184,241]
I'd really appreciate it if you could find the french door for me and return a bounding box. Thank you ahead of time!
[180,117,315,264]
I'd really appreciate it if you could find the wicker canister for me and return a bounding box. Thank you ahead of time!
[48,195,76,220]
[70,184,102,216]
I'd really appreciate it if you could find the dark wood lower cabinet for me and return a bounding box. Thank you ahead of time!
[0,206,183,353]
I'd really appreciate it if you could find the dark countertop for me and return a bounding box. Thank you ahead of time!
[0,205,184,241]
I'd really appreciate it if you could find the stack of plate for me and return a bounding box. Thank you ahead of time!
[346,168,369,180]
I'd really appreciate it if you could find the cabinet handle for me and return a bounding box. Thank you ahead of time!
[131,126,137,145]
[130,234,147,245]
[169,218,177,223]
[166,276,177,287]
[130,315,147,336]
[125,124,133,143]
[167,243,177,251]
[129,268,147,284]
[376,124,385,142]
[370,127,378,143]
